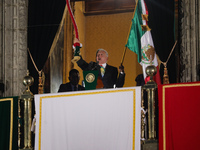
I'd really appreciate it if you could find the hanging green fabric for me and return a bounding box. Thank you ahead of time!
[0,97,18,150]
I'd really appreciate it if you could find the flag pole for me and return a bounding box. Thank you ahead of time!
[120,47,127,66]
[120,0,139,65]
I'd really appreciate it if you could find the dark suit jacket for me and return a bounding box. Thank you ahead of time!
[58,82,85,92]
[77,57,125,88]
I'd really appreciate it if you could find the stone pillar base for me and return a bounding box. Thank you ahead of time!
[19,148,33,150]
[141,139,158,150]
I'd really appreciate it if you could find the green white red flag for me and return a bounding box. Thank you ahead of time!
[126,0,161,85]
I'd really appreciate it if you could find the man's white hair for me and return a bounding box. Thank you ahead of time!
[96,48,108,57]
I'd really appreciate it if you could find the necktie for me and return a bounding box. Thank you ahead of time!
[100,65,105,77]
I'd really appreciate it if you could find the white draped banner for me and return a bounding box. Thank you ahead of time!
[34,87,141,150]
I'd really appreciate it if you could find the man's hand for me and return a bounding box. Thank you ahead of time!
[71,38,81,63]
[74,38,80,44]
[119,64,124,73]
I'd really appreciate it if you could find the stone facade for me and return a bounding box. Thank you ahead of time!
[179,0,200,82]
[0,0,28,97]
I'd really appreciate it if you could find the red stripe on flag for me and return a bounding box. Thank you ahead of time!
[66,0,79,40]
[155,66,161,85]
[144,0,148,15]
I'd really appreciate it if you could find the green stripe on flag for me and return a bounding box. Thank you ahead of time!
[126,0,145,63]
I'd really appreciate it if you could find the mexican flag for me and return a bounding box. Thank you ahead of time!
[126,0,161,85]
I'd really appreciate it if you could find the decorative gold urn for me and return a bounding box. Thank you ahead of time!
[19,70,34,150]
[143,63,157,139]
[141,62,158,150]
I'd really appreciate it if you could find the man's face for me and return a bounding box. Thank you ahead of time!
[96,50,108,65]
[69,72,80,86]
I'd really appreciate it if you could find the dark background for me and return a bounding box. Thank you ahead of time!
[145,0,176,84]
[28,0,66,94]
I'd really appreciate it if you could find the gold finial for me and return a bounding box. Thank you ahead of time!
[145,55,157,84]
[38,71,45,94]
[163,63,169,84]
[26,70,29,76]
[23,70,34,93]
[23,70,34,87]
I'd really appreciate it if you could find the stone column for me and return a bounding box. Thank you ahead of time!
[179,0,200,82]
[0,0,28,96]
[0,0,28,97]
[0,0,3,97]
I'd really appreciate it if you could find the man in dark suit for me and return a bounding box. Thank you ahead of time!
[58,69,85,92]
[76,49,125,88]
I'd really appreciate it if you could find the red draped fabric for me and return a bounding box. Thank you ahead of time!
[158,82,200,150]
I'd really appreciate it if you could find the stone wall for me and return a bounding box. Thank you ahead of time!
[0,0,28,97]
[179,0,200,82]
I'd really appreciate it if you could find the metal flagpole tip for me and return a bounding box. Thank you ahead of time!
[23,70,34,87]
